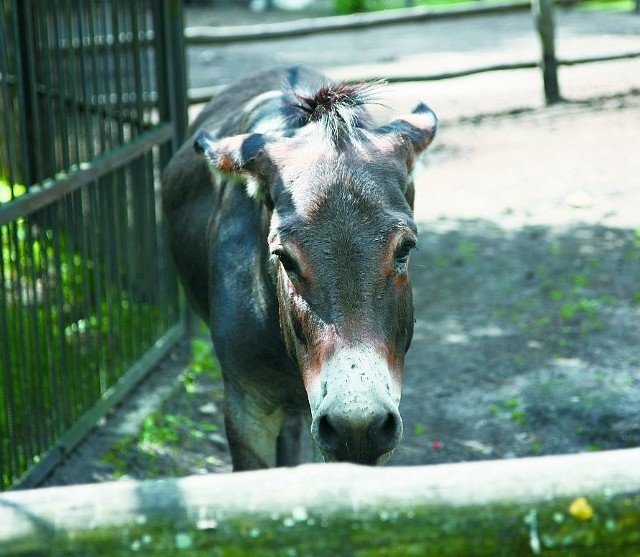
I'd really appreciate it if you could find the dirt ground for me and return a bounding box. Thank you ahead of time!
[43,6,640,486]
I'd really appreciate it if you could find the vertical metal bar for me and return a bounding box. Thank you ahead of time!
[12,0,36,188]
[23,220,46,457]
[154,0,189,332]
[87,181,107,394]
[153,0,188,157]
[119,4,140,363]
[75,0,94,164]
[140,1,155,127]
[51,0,71,171]
[88,3,107,157]
[96,1,122,386]
[0,223,19,488]
[110,3,129,367]
[7,220,32,472]
[0,1,21,194]
[50,210,72,431]
[112,0,125,145]
[22,1,46,181]
[65,196,80,413]
[37,207,61,446]
[99,1,114,151]
[62,0,82,165]
[35,2,59,185]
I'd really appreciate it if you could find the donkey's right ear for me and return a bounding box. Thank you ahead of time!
[194,129,273,201]
[194,129,267,176]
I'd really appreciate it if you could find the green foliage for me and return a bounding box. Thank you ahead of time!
[332,0,634,15]
[334,0,367,14]
[0,179,25,203]
[182,337,221,394]
[190,337,218,375]
[489,398,527,426]
[577,0,634,11]
[456,240,479,262]
[99,332,224,481]
[1,206,178,489]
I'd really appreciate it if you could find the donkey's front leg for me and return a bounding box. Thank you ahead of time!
[223,378,285,471]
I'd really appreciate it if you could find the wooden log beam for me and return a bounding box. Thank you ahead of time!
[2,448,640,556]
[185,2,531,45]
[187,50,640,106]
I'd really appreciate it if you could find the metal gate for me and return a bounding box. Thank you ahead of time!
[0,0,188,490]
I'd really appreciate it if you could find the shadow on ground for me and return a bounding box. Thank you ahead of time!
[396,218,640,466]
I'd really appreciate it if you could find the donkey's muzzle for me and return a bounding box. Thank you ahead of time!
[311,404,403,465]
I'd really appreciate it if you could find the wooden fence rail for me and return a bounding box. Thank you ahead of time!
[2,448,640,556]
[184,1,640,107]
[184,1,530,45]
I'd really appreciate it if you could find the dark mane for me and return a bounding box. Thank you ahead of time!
[284,82,380,140]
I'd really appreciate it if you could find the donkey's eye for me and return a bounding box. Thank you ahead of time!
[272,248,302,280]
[394,239,416,272]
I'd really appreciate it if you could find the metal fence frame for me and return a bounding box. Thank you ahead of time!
[0,0,188,490]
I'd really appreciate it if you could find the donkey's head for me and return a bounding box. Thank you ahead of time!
[195,83,437,465]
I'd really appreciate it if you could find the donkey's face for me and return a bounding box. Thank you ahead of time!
[195,88,437,465]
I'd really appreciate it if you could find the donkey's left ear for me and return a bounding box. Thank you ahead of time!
[378,103,438,154]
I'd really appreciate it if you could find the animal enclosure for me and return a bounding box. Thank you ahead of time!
[0,0,188,490]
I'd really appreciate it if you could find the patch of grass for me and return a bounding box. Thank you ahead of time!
[489,398,528,426]
[456,239,479,262]
[510,408,527,426]
[577,0,634,12]
[190,337,218,375]
[529,438,545,455]
[99,334,225,481]
[183,337,221,394]
[101,409,222,479]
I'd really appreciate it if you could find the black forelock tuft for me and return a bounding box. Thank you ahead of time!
[283,82,382,139]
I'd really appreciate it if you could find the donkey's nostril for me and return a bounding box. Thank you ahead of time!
[316,414,341,453]
[380,412,401,444]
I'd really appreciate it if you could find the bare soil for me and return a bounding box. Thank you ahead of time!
[43,5,640,486]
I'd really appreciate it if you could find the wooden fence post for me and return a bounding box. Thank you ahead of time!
[532,0,561,104]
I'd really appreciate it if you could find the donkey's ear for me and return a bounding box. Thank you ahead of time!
[194,129,271,201]
[378,103,438,154]
[194,129,267,174]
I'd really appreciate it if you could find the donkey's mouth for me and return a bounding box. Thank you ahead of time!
[318,447,397,466]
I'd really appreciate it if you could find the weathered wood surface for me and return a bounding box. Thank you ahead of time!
[2,448,640,556]
[185,2,530,45]
[532,0,561,103]
[187,49,640,105]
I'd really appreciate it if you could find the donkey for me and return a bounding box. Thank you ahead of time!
[161,67,437,471]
